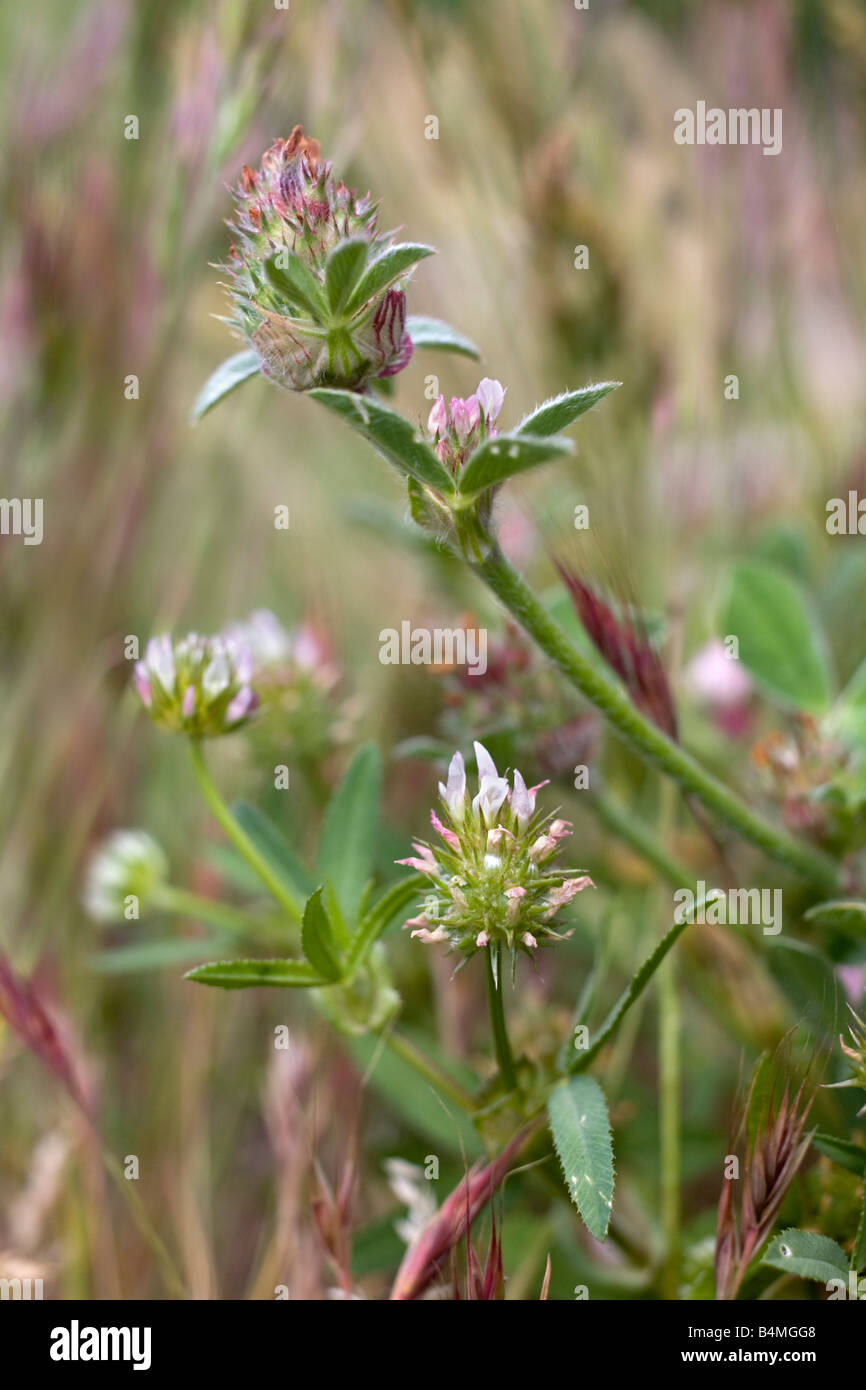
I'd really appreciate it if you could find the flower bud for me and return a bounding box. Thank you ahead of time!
[426,380,506,477]
[427,394,447,435]
[83,830,168,922]
[222,128,423,392]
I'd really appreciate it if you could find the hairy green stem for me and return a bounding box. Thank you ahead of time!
[472,544,838,891]
[485,944,518,1091]
[188,740,301,922]
[658,952,681,1295]
[656,776,681,1298]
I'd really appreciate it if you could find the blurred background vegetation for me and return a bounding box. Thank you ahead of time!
[1,0,865,1299]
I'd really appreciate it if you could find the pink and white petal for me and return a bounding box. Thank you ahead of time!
[430,809,460,850]
[476,378,505,424]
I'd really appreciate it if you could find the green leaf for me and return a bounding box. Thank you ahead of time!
[231,803,312,920]
[854,1163,866,1274]
[516,383,621,437]
[264,251,328,319]
[829,659,866,748]
[316,744,382,920]
[345,875,423,974]
[185,957,327,989]
[300,886,342,981]
[345,243,434,316]
[804,899,866,935]
[720,561,832,713]
[812,1131,866,1176]
[405,314,480,360]
[458,432,574,497]
[548,1074,615,1240]
[325,238,369,314]
[310,389,455,494]
[763,1229,850,1283]
[192,351,260,422]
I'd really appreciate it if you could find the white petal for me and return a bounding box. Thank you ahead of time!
[443,750,466,821]
[473,740,499,782]
[147,635,176,692]
[511,768,534,828]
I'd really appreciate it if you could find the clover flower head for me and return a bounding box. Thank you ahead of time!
[398,741,592,969]
[223,612,341,699]
[223,609,293,675]
[222,127,420,391]
[134,631,258,737]
[426,378,506,476]
[83,830,168,923]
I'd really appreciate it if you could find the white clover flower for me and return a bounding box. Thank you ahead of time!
[133,631,258,738]
[399,743,593,968]
[83,830,168,923]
